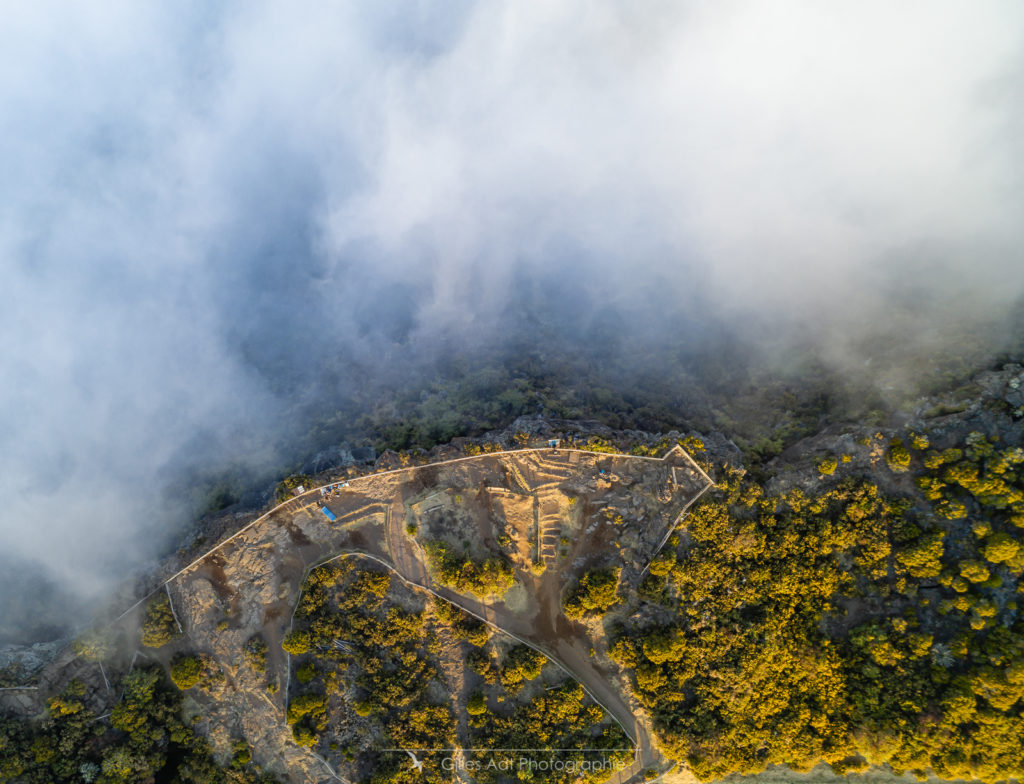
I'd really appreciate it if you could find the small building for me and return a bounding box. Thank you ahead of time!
[293,485,305,496]
[320,506,337,523]
[548,439,561,449]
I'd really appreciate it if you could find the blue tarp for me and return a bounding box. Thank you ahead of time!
[320,506,337,522]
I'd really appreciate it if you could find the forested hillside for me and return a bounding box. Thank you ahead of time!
[3,363,1024,783]
[611,367,1024,782]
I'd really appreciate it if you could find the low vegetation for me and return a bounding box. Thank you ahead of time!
[140,594,180,649]
[469,677,631,784]
[169,653,204,690]
[563,567,621,620]
[285,560,457,783]
[244,635,267,673]
[423,540,515,599]
[0,669,279,783]
[274,474,313,504]
[72,629,114,662]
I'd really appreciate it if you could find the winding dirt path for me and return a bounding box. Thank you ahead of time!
[312,547,660,782]
[100,446,712,783]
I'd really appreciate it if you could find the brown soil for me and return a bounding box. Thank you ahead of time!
[19,446,711,783]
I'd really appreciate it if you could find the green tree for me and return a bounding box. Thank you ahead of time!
[960,560,991,583]
[983,533,1019,564]
[170,654,204,690]
[466,691,488,715]
[141,595,180,649]
[887,439,912,473]
[564,568,621,620]
[896,531,945,578]
[282,630,311,655]
[244,636,268,672]
[73,629,114,662]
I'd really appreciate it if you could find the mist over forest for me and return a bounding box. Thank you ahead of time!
[2,1,1023,643]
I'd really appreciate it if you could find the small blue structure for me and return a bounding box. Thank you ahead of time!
[320,506,337,523]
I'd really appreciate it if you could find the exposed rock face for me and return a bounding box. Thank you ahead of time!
[0,640,63,683]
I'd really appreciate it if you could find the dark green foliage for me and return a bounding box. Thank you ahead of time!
[231,739,253,768]
[466,691,488,715]
[0,668,282,784]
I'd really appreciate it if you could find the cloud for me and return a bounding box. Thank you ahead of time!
[325,1,1024,325]
[1,1,1022,639]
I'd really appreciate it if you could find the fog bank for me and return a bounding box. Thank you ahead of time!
[1,1,1023,641]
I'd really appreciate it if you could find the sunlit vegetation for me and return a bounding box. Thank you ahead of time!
[631,439,670,456]
[613,427,1024,783]
[286,560,457,782]
[72,629,114,662]
[469,677,631,784]
[281,630,311,656]
[244,635,267,673]
[817,457,838,475]
[140,594,180,649]
[497,644,545,696]
[423,540,515,599]
[8,370,1019,783]
[573,436,621,454]
[463,442,507,456]
[563,567,622,620]
[886,437,913,473]
[285,693,327,747]
[274,474,313,504]
[0,670,279,783]
[283,558,626,782]
[169,653,204,690]
[433,598,491,646]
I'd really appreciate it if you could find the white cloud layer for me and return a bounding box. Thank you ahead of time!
[1,1,1022,634]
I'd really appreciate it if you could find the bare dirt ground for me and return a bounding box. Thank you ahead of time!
[10,446,712,783]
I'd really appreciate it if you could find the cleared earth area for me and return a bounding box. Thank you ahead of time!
[53,447,712,783]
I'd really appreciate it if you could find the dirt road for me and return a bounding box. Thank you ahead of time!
[365,496,667,782]
[92,447,709,783]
